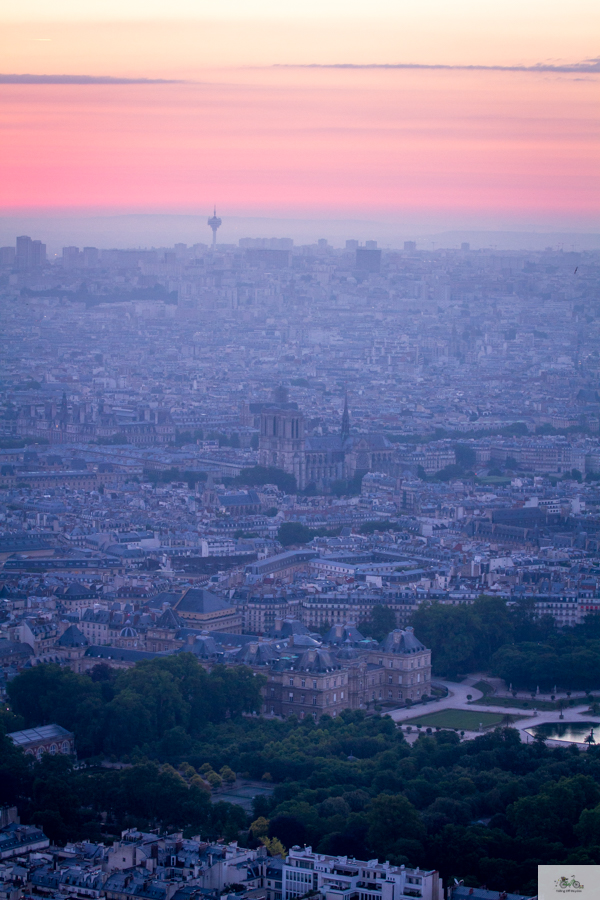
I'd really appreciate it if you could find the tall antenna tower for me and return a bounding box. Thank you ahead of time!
[207,207,222,248]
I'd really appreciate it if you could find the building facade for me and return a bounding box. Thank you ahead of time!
[258,407,394,490]
[280,846,442,900]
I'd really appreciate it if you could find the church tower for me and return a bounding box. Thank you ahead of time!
[341,392,350,441]
[258,407,306,489]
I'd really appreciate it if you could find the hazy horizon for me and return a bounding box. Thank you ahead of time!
[2,214,600,255]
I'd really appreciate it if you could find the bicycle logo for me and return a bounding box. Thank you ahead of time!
[555,876,584,892]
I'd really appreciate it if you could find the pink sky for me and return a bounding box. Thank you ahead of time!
[1,5,599,228]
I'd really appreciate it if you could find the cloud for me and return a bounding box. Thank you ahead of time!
[0,73,183,84]
[275,58,600,74]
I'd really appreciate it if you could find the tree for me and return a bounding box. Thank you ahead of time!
[575,803,600,845]
[236,466,297,494]
[366,794,425,864]
[250,816,269,838]
[359,605,397,641]
[278,522,312,546]
[268,814,307,848]
[410,603,480,676]
[260,836,286,858]
[434,464,466,482]
[454,444,476,469]
[207,771,223,789]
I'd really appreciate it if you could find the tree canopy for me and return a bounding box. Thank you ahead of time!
[409,595,600,687]
[4,696,600,895]
[8,656,265,757]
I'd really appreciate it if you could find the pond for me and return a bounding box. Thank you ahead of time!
[528,720,600,744]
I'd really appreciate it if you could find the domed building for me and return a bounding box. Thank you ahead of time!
[118,625,140,648]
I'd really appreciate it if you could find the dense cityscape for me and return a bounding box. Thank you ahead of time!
[1,223,600,900]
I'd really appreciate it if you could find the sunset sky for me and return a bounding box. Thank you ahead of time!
[1,0,599,231]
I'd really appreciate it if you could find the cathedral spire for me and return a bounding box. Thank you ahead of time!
[341,391,350,440]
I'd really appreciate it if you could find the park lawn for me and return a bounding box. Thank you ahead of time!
[403,708,511,730]
[471,696,557,711]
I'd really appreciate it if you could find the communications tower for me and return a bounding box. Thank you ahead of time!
[207,207,222,248]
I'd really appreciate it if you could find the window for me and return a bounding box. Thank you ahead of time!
[301,694,305,703]
[289,677,294,686]
[312,696,317,705]
[301,678,306,688]
[313,680,317,689]
[288,692,294,702]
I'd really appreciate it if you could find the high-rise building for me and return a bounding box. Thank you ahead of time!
[62,246,81,269]
[16,235,32,270]
[30,240,46,268]
[356,246,381,273]
[345,239,359,250]
[0,247,16,266]
[16,235,46,269]
[404,240,417,251]
[207,207,222,247]
[82,247,99,268]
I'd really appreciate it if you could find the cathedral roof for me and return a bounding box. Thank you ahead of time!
[305,435,345,452]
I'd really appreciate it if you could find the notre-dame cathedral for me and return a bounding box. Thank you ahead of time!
[258,397,394,489]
